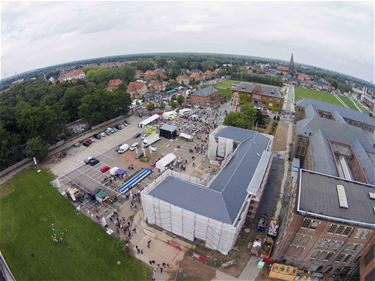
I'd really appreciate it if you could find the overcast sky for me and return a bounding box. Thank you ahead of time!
[1,1,374,81]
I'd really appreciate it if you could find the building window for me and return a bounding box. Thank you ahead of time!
[343,255,352,263]
[310,250,320,260]
[336,225,345,234]
[328,224,338,233]
[335,254,345,262]
[301,218,319,229]
[354,228,369,239]
[302,218,311,228]
[343,226,352,235]
[325,252,334,261]
[364,245,375,266]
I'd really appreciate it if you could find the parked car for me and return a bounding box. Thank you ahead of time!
[82,138,93,147]
[134,133,141,139]
[129,142,139,151]
[149,146,157,152]
[88,158,100,166]
[84,157,95,164]
[93,133,101,140]
[100,132,107,137]
[117,144,129,154]
[257,214,268,232]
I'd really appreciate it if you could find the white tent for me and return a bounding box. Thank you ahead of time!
[138,114,160,128]
[109,167,119,176]
[162,111,177,120]
[156,153,176,172]
[179,133,193,141]
[178,108,192,116]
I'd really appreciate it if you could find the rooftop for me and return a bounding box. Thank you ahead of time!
[160,124,177,132]
[232,82,282,98]
[296,98,374,128]
[191,86,218,97]
[148,126,272,224]
[298,169,375,228]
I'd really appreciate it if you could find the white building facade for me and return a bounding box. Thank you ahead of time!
[141,126,273,254]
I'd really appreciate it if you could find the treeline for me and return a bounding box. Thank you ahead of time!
[0,65,135,170]
[231,73,283,87]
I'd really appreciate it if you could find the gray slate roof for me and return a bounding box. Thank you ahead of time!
[297,98,375,127]
[296,115,375,184]
[232,82,282,98]
[160,124,177,132]
[149,126,272,224]
[298,169,375,228]
[191,86,218,97]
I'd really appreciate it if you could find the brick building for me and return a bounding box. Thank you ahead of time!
[273,169,375,279]
[360,234,375,281]
[231,82,283,111]
[176,74,190,85]
[127,81,147,99]
[189,86,224,108]
[107,79,122,91]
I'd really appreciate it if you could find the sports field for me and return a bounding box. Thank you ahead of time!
[294,87,342,106]
[214,79,239,101]
[338,95,358,111]
[0,169,149,281]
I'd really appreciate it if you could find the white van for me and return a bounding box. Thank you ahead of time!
[129,142,139,151]
[117,144,129,154]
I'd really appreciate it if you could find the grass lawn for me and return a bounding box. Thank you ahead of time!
[214,79,240,101]
[294,87,342,106]
[0,169,149,281]
[338,95,358,111]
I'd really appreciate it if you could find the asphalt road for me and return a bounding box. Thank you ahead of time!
[254,156,285,221]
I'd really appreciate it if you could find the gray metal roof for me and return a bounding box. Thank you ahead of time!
[191,86,218,97]
[232,82,282,98]
[298,169,375,228]
[148,126,272,224]
[160,124,177,132]
[296,98,375,128]
[296,116,375,184]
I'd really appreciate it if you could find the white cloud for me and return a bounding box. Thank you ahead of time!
[1,1,374,81]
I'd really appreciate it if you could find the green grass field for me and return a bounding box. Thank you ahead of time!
[214,79,240,101]
[0,169,149,281]
[338,95,358,111]
[294,87,342,106]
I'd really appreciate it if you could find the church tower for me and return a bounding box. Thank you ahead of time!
[288,53,295,76]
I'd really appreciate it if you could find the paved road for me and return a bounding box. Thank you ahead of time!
[285,84,295,113]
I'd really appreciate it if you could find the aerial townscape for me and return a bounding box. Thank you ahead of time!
[0,2,374,281]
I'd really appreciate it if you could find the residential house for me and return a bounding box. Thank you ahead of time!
[107,79,122,91]
[127,81,147,99]
[176,74,190,85]
[58,70,85,83]
[189,86,224,107]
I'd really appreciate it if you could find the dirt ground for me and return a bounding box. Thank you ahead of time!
[179,255,216,281]
[272,121,288,152]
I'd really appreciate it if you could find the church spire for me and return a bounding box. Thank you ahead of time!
[288,53,295,75]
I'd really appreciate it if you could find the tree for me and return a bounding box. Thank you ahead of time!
[241,104,256,128]
[159,102,166,111]
[176,95,185,107]
[25,136,49,159]
[146,102,155,112]
[170,101,177,109]
[0,122,22,170]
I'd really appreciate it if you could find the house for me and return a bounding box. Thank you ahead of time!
[58,70,85,83]
[231,82,283,111]
[203,70,214,80]
[190,71,204,82]
[144,70,157,81]
[141,126,273,255]
[135,70,144,80]
[276,65,289,73]
[176,74,190,85]
[107,79,122,91]
[127,81,147,99]
[148,80,165,93]
[189,86,224,107]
